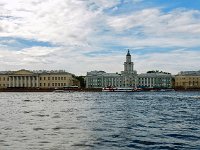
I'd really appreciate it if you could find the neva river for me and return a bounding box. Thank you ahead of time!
[0,92,200,150]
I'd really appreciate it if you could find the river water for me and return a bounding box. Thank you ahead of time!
[0,92,200,150]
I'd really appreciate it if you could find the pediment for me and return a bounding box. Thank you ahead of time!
[14,69,33,75]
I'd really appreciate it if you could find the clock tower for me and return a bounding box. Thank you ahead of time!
[124,50,134,73]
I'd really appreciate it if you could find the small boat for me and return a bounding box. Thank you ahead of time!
[53,90,65,93]
[159,89,175,92]
[102,87,142,92]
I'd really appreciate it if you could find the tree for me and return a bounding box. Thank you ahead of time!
[75,76,86,88]
[147,70,171,74]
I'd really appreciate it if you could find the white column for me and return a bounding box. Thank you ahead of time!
[21,76,23,87]
[18,76,20,87]
[27,76,30,87]
[150,78,152,88]
[36,76,39,88]
[32,76,35,87]
[111,78,113,87]
[16,76,18,87]
[153,78,155,87]
[8,76,11,87]
[29,76,32,87]
[24,76,27,87]
[12,76,15,87]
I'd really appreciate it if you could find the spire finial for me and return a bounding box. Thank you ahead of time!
[127,49,131,56]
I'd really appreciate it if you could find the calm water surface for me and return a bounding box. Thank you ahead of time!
[0,92,200,150]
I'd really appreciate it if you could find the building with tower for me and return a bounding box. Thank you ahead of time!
[121,50,137,88]
[85,50,137,88]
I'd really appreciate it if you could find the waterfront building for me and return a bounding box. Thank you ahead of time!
[85,50,137,88]
[137,72,173,89]
[85,71,121,88]
[175,71,200,89]
[0,69,80,89]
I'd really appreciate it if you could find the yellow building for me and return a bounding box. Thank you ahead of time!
[175,71,200,89]
[0,69,80,89]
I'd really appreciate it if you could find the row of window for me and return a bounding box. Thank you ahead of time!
[0,84,8,87]
[40,82,67,87]
[138,81,171,84]
[176,78,200,80]
[0,83,68,87]
[0,77,9,81]
[139,84,171,86]
[139,78,171,81]
[40,76,67,80]
[0,76,69,81]
[89,83,134,86]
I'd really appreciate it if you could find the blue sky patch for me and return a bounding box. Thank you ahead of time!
[0,37,56,50]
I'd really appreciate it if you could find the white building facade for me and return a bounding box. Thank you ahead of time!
[137,72,173,89]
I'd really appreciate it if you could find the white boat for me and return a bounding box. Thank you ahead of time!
[102,87,139,92]
[53,90,65,93]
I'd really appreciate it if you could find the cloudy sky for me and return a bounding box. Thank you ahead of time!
[0,0,200,75]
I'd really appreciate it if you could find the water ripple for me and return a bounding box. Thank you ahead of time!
[0,92,200,150]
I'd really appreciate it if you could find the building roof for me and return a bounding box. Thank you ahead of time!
[138,72,172,77]
[102,73,120,77]
[178,71,200,76]
[87,71,106,76]
[0,69,73,75]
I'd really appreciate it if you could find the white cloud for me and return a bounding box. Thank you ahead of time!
[135,50,200,74]
[0,1,200,75]
[0,0,102,46]
[107,8,200,36]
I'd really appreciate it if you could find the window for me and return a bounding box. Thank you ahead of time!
[58,83,60,86]
[52,83,54,86]
[44,77,46,80]
[44,83,46,86]
[55,77,57,80]
[61,77,63,80]
[52,77,54,80]
[48,77,50,80]
[58,77,60,80]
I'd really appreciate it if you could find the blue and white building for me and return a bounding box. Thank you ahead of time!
[85,50,137,88]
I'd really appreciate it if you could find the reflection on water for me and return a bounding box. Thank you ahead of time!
[0,92,200,150]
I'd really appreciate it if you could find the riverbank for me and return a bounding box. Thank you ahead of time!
[0,88,200,92]
[0,88,102,92]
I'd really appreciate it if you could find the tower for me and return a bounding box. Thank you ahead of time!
[124,50,134,73]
